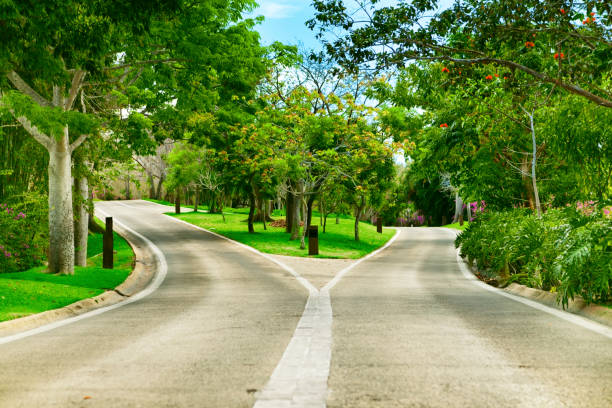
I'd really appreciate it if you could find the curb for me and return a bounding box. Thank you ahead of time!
[503,282,612,328]
[0,211,157,338]
[445,227,612,329]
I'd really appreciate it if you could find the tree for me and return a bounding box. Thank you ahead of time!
[0,0,264,274]
[309,0,612,107]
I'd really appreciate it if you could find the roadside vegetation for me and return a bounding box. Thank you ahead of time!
[0,222,133,322]
[456,205,612,307]
[173,208,394,259]
[1,1,610,313]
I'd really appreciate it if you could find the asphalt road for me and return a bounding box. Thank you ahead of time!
[0,200,308,407]
[327,227,612,407]
[1,201,610,407]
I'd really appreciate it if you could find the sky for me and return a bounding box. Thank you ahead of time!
[249,0,456,50]
[249,1,321,50]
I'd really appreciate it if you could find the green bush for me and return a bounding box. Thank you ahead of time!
[455,206,612,307]
[0,193,48,273]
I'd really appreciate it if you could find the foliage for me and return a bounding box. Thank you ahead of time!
[456,206,612,306]
[0,194,47,273]
[173,209,395,259]
[0,220,133,321]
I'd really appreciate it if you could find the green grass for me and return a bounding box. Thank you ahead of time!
[144,198,208,211]
[172,210,395,259]
[0,222,134,322]
[442,222,470,231]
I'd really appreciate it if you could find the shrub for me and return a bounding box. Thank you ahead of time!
[0,193,48,273]
[455,206,612,306]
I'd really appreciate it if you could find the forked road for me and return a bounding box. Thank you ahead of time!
[0,200,611,407]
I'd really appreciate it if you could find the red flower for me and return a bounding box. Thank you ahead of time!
[560,8,565,14]
[590,12,595,16]
[524,41,535,48]
[503,76,508,80]
[560,53,565,58]
[554,53,559,59]
[440,123,448,128]
[441,67,449,73]
[494,74,499,77]
[485,75,493,80]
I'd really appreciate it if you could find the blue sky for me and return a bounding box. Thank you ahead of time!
[249,0,455,50]
[250,1,320,49]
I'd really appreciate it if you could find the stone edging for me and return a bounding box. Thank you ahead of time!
[0,213,156,338]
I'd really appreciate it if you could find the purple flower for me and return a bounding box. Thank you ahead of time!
[17,212,26,219]
[4,251,11,258]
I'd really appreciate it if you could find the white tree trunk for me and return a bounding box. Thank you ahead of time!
[453,191,463,223]
[48,127,75,274]
[74,175,89,267]
[529,113,542,217]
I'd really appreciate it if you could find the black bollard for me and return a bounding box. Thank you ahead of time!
[377,217,383,233]
[308,225,319,256]
[103,217,114,269]
[442,215,447,226]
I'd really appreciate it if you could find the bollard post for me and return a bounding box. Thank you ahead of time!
[103,217,114,269]
[442,215,447,226]
[377,217,383,233]
[308,225,319,256]
[459,213,464,226]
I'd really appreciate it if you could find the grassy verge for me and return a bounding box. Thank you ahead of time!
[172,210,395,259]
[0,221,134,322]
[144,198,208,211]
[442,222,470,231]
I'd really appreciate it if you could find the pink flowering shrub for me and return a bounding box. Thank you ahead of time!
[0,196,47,273]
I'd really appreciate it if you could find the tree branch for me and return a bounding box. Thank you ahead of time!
[6,71,52,107]
[412,55,612,108]
[70,134,88,152]
[65,70,87,110]
[10,112,53,149]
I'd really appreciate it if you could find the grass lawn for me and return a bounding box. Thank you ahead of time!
[0,221,134,322]
[144,198,208,211]
[172,209,395,259]
[442,222,470,231]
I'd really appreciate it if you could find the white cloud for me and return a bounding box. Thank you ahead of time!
[255,1,302,19]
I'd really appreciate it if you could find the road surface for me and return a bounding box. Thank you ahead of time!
[0,200,610,407]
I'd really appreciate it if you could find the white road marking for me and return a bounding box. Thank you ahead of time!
[0,205,168,345]
[446,229,612,339]
[154,203,401,408]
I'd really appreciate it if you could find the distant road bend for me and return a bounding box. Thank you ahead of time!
[0,200,610,407]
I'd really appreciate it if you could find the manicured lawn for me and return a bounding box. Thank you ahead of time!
[442,222,470,231]
[0,223,134,322]
[144,198,208,211]
[172,209,395,259]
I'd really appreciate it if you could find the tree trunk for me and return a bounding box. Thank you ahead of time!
[354,196,365,241]
[467,203,472,221]
[290,191,301,241]
[323,212,328,233]
[48,129,75,275]
[156,175,164,200]
[453,191,463,223]
[300,197,307,249]
[336,214,340,224]
[285,192,295,233]
[74,174,89,267]
[306,195,315,237]
[175,189,181,214]
[248,192,255,233]
[521,156,535,210]
[148,173,155,198]
[528,113,542,217]
[194,186,199,212]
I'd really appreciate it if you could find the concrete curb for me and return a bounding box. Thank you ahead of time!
[503,282,612,328]
[0,211,157,338]
[446,228,612,329]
